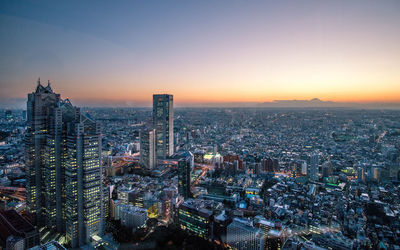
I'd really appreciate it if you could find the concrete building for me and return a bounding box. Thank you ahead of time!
[227,218,264,250]
[119,205,148,231]
[178,152,193,199]
[309,154,319,181]
[139,129,156,169]
[178,199,212,239]
[153,94,174,159]
[0,209,40,249]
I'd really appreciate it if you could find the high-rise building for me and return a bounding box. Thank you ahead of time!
[308,154,319,182]
[153,94,174,159]
[262,157,274,172]
[139,129,156,169]
[178,152,192,199]
[25,79,61,228]
[178,199,212,239]
[25,79,104,248]
[227,218,264,250]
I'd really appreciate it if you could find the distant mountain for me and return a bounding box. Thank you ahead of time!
[182,98,400,109]
[1,97,400,109]
[259,98,349,108]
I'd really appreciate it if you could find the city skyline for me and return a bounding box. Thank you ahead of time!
[1,81,400,249]
[1,1,400,249]
[1,1,400,107]
[2,81,400,109]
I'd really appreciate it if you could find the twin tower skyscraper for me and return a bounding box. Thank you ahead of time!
[25,79,104,248]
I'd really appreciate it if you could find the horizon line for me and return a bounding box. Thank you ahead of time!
[2,100,400,110]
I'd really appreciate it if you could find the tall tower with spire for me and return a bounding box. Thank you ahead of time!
[25,79,104,247]
[26,78,61,227]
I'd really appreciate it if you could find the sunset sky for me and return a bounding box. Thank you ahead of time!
[1,0,400,107]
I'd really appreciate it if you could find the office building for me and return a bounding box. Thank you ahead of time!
[322,161,333,178]
[178,200,212,239]
[254,217,285,250]
[227,218,264,250]
[25,79,61,227]
[153,94,174,159]
[178,152,192,199]
[139,129,156,169]
[0,209,40,249]
[262,157,274,172]
[25,79,104,248]
[119,205,147,231]
[213,210,232,245]
[309,153,319,182]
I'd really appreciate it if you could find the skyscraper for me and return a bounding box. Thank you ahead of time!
[153,94,174,159]
[139,129,156,169]
[26,79,61,228]
[178,200,212,238]
[309,153,319,182]
[178,153,192,199]
[227,218,264,250]
[25,79,104,247]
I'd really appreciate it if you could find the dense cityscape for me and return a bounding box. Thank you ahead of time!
[0,81,399,249]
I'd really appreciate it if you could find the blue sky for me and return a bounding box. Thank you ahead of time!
[1,0,400,107]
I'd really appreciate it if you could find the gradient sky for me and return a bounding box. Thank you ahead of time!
[1,0,400,107]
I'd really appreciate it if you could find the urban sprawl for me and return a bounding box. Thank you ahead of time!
[0,80,400,249]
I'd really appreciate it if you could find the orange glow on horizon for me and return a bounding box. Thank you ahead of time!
[2,0,400,108]
[66,87,400,105]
